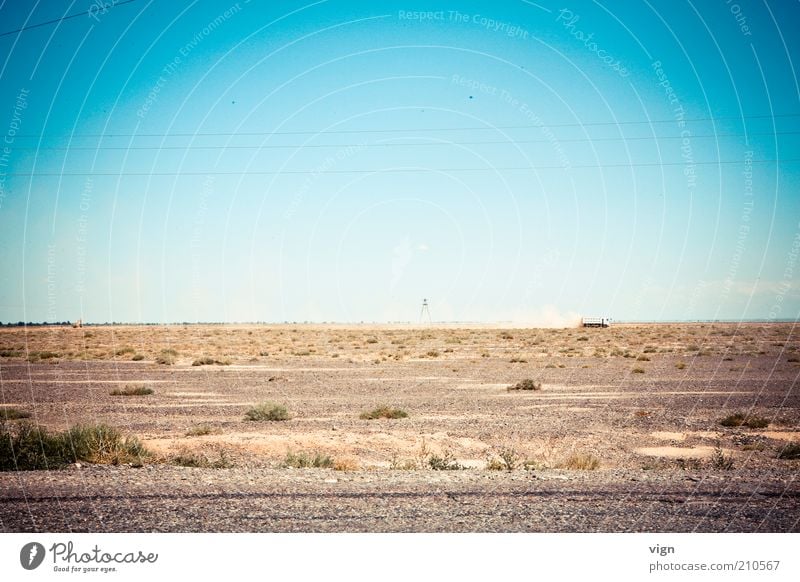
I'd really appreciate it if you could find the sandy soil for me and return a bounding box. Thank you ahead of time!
[0,323,798,532]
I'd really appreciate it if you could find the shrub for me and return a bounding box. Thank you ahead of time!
[719,413,769,429]
[155,351,176,365]
[244,403,290,421]
[507,379,541,391]
[115,347,135,356]
[428,450,464,470]
[675,361,686,370]
[185,425,217,437]
[560,453,600,470]
[426,350,440,358]
[636,355,650,362]
[27,351,59,363]
[777,443,800,460]
[191,357,231,366]
[632,367,645,374]
[487,447,518,471]
[744,416,769,429]
[720,413,746,427]
[109,385,153,396]
[333,457,360,471]
[360,406,408,420]
[0,350,22,358]
[509,357,528,363]
[131,354,145,361]
[0,422,149,471]
[710,445,734,470]
[172,448,231,469]
[1,408,31,420]
[282,451,333,468]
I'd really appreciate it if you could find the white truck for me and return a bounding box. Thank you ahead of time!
[581,317,612,328]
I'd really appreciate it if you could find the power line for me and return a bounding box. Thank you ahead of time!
[10,131,800,151]
[7,158,797,177]
[12,113,800,139]
[0,0,142,38]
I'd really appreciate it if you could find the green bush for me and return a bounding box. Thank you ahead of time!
[244,403,290,421]
[0,422,149,471]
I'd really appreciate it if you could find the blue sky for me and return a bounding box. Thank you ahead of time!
[0,0,798,323]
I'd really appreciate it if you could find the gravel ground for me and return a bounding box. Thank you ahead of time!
[2,465,798,532]
[1,323,798,532]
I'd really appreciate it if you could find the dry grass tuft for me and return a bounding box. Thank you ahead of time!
[560,453,600,470]
[360,406,408,420]
[110,385,153,396]
[244,403,290,421]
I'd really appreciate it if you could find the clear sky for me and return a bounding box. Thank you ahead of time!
[0,0,798,324]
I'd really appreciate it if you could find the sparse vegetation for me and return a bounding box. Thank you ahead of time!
[282,450,334,468]
[244,402,290,421]
[1,407,32,420]
[675,361,686,369]
[155,349,176,365]
[777,443,800,460]
[333,457,360,471]
[0,349,22,358]
[710,445,734,470]
[131,354,145,361]
[632,367,645,374]
[192,357,231,366]
[27,351,59,363]
[360,406,408,420]
[560,453,600,470]
[172,448,232,469]
[507,379,542,391]
[0,421,148,471]
[719,413,769,429]
[428,450,464,470]
[487,447,519,471]
[636,355,651,362]
[185,425,218,437]
[109,385,153,396]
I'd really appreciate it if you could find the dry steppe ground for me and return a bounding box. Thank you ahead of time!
[1,323,798,532]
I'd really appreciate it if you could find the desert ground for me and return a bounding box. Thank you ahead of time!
[0,322,798,532]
